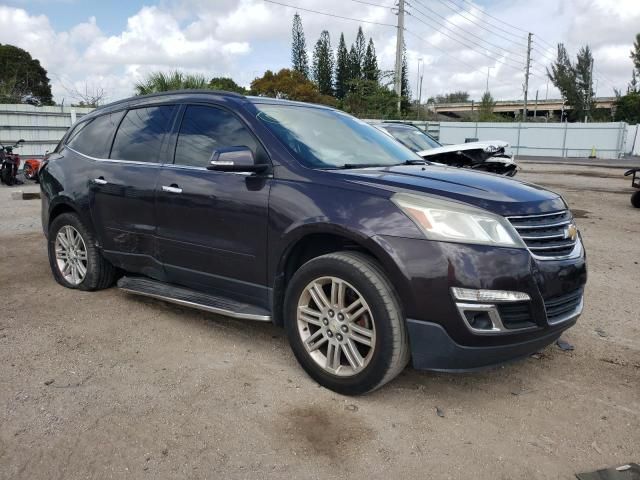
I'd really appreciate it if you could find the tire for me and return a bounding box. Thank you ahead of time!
[24,166,34,180]
[47,212,117,291]
[631,191,640,209]
[284,251,410,395]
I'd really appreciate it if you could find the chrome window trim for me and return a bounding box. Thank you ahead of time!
[66,146,160,166]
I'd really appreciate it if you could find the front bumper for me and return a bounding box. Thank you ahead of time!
[407,316,577,371]
[375,234,587,370]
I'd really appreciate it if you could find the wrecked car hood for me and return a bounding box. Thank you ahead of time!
[417,140,509,158]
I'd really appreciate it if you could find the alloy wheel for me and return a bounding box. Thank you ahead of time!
[297,276,376,377]
[54,225,88,285]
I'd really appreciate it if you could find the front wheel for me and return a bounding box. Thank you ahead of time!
[631,191,640,208]
[284,252,410,395]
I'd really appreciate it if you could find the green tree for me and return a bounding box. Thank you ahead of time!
[614,92,640,123]
[575,45,595,121]
[291,13,309,78]
[478,91,497,121]
[335,34,350,100]
[363,38,379,83]
[343,79,398,118]
[250,68,335,105]
[0,44,53,105]
[134,71,207,95]
[430,91,470,103]
[312,30,334,96]
[629,70,638,94]
[348,45,361,86]
[400,42,411,114]
[630,33,640,73]
[209,77,247,94]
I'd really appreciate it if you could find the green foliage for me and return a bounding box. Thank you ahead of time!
[209,77,247,94]
[335,34,350,100]
[629,70,638,94]
[0,44,53,105]
[343,79,398,118]
[429,91,470,103]
[614,92,640,123]
[135,71,208,95]
[250,68,335,105]
[363,39,379,83]
[547,43,595,121]
[478,91,497,121]
[400,42,411,114]
[312,31,334,96]
[631,33,640,73]
[291,13,309,79]
[348,45,361,86]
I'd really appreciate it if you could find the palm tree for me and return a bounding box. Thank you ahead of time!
[134,71,208,95]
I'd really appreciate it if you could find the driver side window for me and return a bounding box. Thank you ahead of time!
[174,105,259,168]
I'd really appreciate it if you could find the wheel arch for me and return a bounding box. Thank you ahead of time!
[271,224,415,326]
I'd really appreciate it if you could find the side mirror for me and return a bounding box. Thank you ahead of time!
[207,146,268,173]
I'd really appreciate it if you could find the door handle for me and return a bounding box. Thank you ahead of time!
[162,185,182,194]
[93,177,107,185]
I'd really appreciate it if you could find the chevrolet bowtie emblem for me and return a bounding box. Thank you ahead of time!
[565,223,578,241]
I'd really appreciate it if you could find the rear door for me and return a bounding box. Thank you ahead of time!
[155,104,271,306]
[90,104,177,277]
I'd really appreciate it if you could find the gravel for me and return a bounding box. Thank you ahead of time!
[0,163,638,480]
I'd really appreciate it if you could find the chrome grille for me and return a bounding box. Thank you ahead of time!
[507,210,578,259]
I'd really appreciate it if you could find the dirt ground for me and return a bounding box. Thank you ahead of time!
[1,162,638,480]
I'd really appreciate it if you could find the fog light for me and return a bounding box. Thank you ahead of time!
[464,311,493,330]
[451,287,530,303]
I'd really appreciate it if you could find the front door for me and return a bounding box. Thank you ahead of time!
[155,104,271,307]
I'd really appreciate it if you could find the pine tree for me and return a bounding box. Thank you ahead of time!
[630,33,640,73]
[313,31,334,96]
[291,13,309,78]
[335,33,350,99]
[354,27,366,69]
[478,91,496,121]
[400,42,411,113]
[363,38,379,83]
[575,45,594,121]
[348,45,361,86]
[629,70,638,94]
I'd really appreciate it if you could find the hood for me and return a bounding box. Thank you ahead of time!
[332,164,564,216]
[417,140,509,158]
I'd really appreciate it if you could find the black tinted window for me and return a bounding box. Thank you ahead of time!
[67,111,124,158]
[174,105,258,167]
[111,106,176,163]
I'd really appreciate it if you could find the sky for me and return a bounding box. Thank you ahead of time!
[0,0,638,105]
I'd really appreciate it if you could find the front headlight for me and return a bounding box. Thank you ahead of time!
[392,193,525,248]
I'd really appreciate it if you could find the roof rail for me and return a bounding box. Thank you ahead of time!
[95,89,246,110]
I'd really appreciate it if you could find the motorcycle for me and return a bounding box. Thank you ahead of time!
[0,139,25,186]
[624,168,640,208]
[23,157,42,182]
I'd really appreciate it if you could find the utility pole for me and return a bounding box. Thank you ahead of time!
[394,0,405,114]
[415,57,422,119]
[486,66,492,93]
[534,90,538,119]
[585,57,594,123]
[522,32,532,122]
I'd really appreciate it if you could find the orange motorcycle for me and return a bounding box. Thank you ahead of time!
[23,157,42,181]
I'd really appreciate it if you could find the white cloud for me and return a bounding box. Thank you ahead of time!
[0,0,638,105]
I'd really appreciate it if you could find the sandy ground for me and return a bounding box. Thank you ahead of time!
[0,163,638,480]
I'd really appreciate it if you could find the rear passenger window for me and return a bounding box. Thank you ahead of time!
[174,105,259,167]
[67,111,124,158]
[110,105,176,163]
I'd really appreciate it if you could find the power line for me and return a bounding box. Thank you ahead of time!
[406,8,524,71]
[428,0,529,46]
[348,0,393,9]
[407,0,526,60]
[262,0,396,27]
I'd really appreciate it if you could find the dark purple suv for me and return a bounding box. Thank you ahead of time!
[40,91,586,395]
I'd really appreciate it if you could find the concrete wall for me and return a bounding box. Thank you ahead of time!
[0,104,94,158]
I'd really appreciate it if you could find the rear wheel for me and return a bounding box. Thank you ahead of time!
[47,213,117,291]
[631,191,640,208]
[23,165,34,180]
[284,252,410,395]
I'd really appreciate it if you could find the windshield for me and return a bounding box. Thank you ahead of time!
[383,125,442,152]
[254,104,422,168]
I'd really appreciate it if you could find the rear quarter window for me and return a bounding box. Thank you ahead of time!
[66,111,125,158]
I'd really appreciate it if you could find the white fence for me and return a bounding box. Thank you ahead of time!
[0,104,638,159]
[0,104,93,157]
[368,120,639,159]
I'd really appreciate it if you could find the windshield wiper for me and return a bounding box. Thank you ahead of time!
[341,163,391,169]
[399,159,428,165]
